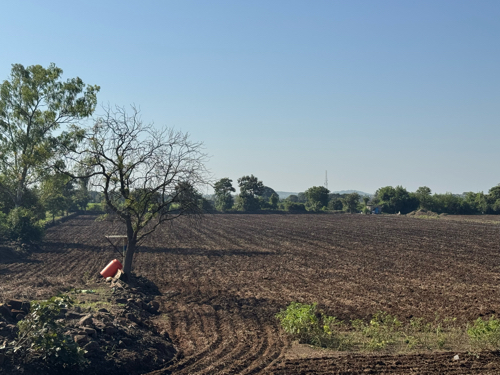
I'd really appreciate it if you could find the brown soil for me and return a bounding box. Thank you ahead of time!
[1,213,500,374]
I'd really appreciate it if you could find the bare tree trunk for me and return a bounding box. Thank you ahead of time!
[123,240,136,276]
[123,218,136,276]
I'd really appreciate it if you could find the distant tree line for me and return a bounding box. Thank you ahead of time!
[210,177,500,216]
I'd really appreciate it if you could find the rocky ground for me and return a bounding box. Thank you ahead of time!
[0,266,176,375]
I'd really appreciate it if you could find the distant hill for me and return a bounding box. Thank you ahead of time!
[276,190,372,199]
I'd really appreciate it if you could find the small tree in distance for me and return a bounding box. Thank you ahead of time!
[214,178,235,211]
[69,105,209,276]
[237,174,264,211]
[342,192,360,213]
[304,186,330,209]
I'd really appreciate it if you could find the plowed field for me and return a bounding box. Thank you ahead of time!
[1,213,500,374]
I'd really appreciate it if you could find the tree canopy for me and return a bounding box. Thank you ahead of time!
[214,177,235,211]
[70,105,209,275]
[0,63,99,208]
[304,186,330,208]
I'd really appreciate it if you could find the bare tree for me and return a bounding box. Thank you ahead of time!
[69,105,209,276]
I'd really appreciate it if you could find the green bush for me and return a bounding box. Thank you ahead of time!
[9,295,87,371]
[284,202,306,212]
[7,207,44,243]
[467,316,500,350]
[276,302,344,348]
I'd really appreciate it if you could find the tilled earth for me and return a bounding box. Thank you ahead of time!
[1,213,500,374]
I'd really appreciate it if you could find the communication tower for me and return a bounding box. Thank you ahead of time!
[324,170,328,190]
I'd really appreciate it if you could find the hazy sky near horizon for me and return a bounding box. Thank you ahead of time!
[2,1,499,194]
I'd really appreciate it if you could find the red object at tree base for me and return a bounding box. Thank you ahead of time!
[100,259,123,278]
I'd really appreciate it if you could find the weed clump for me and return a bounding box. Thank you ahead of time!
[275,302,348,349]
[276,302,495,354]
[467,316,500,350]
[2,294,87,372]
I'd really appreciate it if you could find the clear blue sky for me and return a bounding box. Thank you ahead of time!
[2,0,499,194]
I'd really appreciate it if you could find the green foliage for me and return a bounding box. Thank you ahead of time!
[237,175,265,211]
[214,178,235,211]
[307,201,324,212]
[374,186,419,214]
[269,193,279,209]
[11,295,87,370]
[415,186,433,211]
[284,201,306,212]
[342,192,361,213]
[7,207,44,242]
[352,312,402,350]
[467,316,500,350]
[237,175,264,197]
[328,198,343,210]
[277,303,471,353]
[304,186,330,209]
[0,63,99,208]
[276,302,344,348]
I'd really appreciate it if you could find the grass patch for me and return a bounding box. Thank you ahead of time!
[277,302,499,354]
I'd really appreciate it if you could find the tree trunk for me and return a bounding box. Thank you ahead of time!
[122,218,136,276]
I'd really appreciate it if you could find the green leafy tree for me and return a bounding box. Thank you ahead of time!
[487,184,500,213]
[287,194,299,202]
[432,193,468,214]
[269,192,279,209]
[328,198,343,210]
[41,173,76,222]
[415,186,433,211]
[261,186,278,200]
[0,63,99,209]
[297,192,307,203]
[374,186,418,214]
[214,177,235,211]
[237,174,264,211]
[304,186,330,209]
[342,192,360,213]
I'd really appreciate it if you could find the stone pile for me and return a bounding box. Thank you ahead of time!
[0,272,176,375]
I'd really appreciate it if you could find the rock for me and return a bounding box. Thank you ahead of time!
[453,354,460,361]
[82,327,96,337]
[15,313,25,321]
[147,300,160,313]
[74,335,89,345]
[83,341,100,354]
[8,300,24,310]
[10,309,24,319]
[121,337,133,346]
[66,312,83,320]
[125,313,140,324]
[104,326,119,335]
[78,314,94,327]
[0,305,11,319]
[21,302,30,313]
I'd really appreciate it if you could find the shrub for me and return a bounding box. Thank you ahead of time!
[284,202,306,212]
[276,302,344,348]
[8,295,87,371]
[467,316,500,350]
[7,207,44,243]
